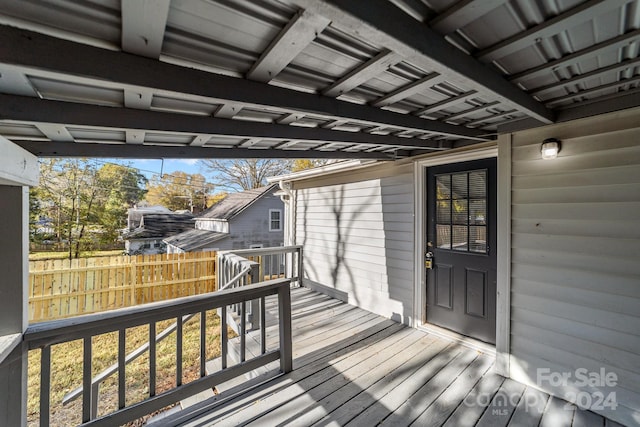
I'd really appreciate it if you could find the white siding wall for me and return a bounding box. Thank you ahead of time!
[195,219,228,233]
[294,164,415,325]
[509,119,640,426]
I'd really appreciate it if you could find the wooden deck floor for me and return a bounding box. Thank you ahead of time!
[162,287,621,427]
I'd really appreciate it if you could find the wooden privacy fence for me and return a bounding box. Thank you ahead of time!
[28,251,217,323]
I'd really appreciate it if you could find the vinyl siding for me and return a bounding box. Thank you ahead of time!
[509,123,640,426]
[217,191,284,250]
[294,164,415,325]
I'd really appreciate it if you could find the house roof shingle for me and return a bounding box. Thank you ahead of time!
[163,229,228,252]
[198,185,277,221]
[124,213,194,240]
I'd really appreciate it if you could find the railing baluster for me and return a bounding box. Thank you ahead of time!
[39,346,51,427]
[278,285,293,373]
[83,337,92,422]
[200,310,206,377]
[149,322,156,397]
[221,306,228,369]
[298,247,304,287]
[118,328,125,409]
[261,297,266,354]
[240,301,246,362]
[176,316,183,386]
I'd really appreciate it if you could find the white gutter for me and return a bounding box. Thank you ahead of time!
[277,180,296,247]
[267,159,385,184]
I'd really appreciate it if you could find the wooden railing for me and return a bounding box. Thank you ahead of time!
[24,278,293,427]
[28,251,217,322]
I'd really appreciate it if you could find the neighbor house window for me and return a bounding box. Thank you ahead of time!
[269,209,282,231]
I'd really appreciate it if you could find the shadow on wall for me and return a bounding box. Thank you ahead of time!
[299,172,415,325]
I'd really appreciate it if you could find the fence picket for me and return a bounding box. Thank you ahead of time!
[28,251,217,322]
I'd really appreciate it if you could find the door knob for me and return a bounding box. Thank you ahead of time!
[425,251,434,269]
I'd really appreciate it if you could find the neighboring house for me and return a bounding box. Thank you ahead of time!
[164,185,284,253]
[123,212,194,255]
[126,205,173,230]
[273,108,640,426]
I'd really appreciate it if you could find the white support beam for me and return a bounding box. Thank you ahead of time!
[34,124,75,142]
[124,88,153,109]
[125,130,145,144]
[509,28,640,84]
[0,25,488,140]
[0,136,38,187]
[292,0,554,123]
[238,138,262,148]
[323,50,403,97]
[443,101,501,122]
[321,119,347,129]
[247,10,330,83]
[388,0,430,22]
[121,0,171,58]
[190,135,210,147]
[414,90,478,116]
[464,109,518,127]
[477,0,630,62]
[0,68,37,96]
[276,113,305,125]
[0,94,449,150]
[429,0,507,34]
[214,104,242,119]
[371,73,444,107]
[273,140,301,149]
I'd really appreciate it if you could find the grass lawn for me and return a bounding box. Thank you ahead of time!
[29,250,124,261]
[28,311,226,426]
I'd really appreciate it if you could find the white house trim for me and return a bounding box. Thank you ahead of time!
[496,134,512,377]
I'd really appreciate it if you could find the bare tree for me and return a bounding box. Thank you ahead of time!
[200,159,291,191]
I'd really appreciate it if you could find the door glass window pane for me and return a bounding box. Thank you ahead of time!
[433,169,487,254]
[470,226,487,253]
[436,175,450,199]
[437,200,451,223]
[451,173,468,199]
[469,199,486,225]
[452,199,468,225]
[452,226,468,251]
[469,170,487,198]
[436,225,451,249]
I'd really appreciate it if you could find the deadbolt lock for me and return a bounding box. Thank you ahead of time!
[425,251,434,269]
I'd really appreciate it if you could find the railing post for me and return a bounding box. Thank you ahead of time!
[278,283,293,373]
[297,246,304,288]
[249,263,260,331]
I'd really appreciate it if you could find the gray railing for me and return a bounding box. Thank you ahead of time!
[25,278,293,427]
[217,246,303,334]
[217,245,303,288]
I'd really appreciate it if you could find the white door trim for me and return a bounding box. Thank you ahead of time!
[413,146,509,370]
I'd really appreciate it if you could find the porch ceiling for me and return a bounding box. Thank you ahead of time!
[0,0,638,160]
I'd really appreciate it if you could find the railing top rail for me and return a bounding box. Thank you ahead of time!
[24,278,291,349]
[218,245,302,257]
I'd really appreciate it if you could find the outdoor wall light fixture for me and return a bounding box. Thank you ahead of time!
[541,138,561,159]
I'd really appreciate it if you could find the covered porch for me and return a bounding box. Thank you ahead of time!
[157,287,619,427]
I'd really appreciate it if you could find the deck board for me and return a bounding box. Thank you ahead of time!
[167,287,616,427]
